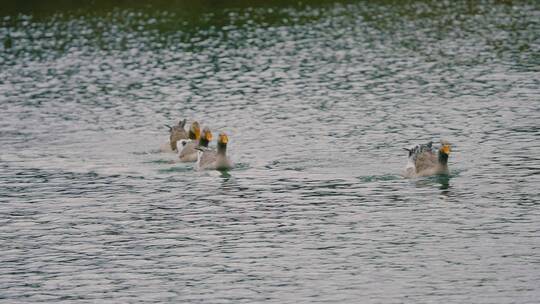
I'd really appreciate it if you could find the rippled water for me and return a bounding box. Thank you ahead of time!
[1,1,539,302]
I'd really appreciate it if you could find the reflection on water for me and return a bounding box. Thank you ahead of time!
[218,170,232,180]
[414,174,451,190]
[1,0,540,303]
[435,175,450,190]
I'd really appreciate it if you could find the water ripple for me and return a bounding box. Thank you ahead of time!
[1,1,539,303]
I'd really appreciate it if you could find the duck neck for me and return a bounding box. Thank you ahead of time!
[217,142,227,156]
[199,138,209,147]
[438,151,448,166]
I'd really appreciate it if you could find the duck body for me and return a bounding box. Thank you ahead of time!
[195,133,233,170]
[179,140,200,162]
[403,141,450,178]
[169,122,188,150]
[179,126,211,163]
[196,148,233,170]
[161,119,188,152]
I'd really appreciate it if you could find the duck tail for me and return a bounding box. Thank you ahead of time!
[403,147,413,157]
[179,119,187,128]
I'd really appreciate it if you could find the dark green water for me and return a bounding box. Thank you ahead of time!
[1,1,539,303]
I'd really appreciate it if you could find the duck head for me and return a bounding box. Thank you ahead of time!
[189,121,201,140]
[438,140,451,164]
[217,132,228,154]
[199,127,213,147]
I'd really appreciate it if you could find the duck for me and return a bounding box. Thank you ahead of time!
[195,132,233,170]
[403,140,451,178]
[176,138,191,157]
[178,124,209,162]
[187,121,201,141]
[161,119,188,152]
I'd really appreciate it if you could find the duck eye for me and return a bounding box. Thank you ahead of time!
[182,141,187,146]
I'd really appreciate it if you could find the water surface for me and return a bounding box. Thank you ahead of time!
[1,1,539,303]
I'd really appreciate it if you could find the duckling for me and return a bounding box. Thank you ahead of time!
[160,119,188,152]
[403,140,451,178]
[179,124,209,162]
[195,132,233,170]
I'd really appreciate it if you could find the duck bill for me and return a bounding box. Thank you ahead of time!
[441,145,451,155]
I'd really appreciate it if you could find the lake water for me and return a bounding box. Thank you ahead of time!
[1,1,539,303]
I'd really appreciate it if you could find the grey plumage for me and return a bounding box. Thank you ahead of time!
[167,119,188,151]
[403,140,451,178]
[195,132,232,170]
[178,126,211,162]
